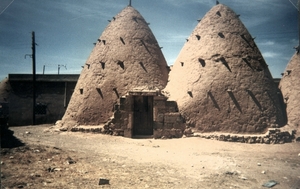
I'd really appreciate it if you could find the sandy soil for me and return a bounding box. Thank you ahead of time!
[1,124,300,189]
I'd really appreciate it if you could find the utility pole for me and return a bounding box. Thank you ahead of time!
[32,31,36,125]
[129,0,131,6]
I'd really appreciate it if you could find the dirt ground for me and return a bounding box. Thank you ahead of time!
[1,124,300,189]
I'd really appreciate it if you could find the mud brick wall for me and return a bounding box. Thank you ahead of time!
[8,76,76,126]
[103,94,185,138]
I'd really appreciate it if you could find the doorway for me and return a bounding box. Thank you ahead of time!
[133,96,153,136]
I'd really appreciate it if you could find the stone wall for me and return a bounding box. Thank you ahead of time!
[70,92,185,139]
[189,128,296,144]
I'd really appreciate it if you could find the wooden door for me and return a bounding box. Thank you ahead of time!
[133,96,153,135]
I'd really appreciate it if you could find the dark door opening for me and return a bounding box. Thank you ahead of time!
[133,96,153,135]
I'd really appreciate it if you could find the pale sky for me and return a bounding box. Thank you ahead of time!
[0,0,298,80]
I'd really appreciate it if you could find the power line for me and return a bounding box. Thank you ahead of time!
[288,0,299,11]
[0,0,15,16]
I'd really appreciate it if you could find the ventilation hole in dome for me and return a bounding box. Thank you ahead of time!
[216,11,221,16]
[240,34,254,49]
[207,91,220,110]
[79,88,83,94]
[240,34,247,42]
[196,35,201,40]
[219,57,231,72]
[113,88,119,98]
[187,91,193,98]
[287,70,292,75]
[120,37,125,45]
[259,59,268,68]
[140,40,151,54]
[100,61,105,69]
[117,61,124,69]
[218,32,225,38]
[198,58,206,67]
[97,39,101,43]
[246,89,262,111]
[186,39,189,42]
[96,88,103,99]
[132,16,138,23]
[242,58,253,70]
[227,90,242,113]
[256,68,263,72]
[181,62,184,67]
[102,40,106,45]
[86,64,90,69]
[139,62,147,72]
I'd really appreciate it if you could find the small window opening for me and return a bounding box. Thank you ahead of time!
[35,103,47,115]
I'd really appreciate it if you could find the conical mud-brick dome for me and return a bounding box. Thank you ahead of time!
[61,5,169,128]
[164,4,285,134]
[279,53,300,130]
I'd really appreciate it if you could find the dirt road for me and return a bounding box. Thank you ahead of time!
[1,124,300,188]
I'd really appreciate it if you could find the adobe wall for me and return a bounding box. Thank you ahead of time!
[61,6,169,128]
[164,4,286,134]
[8,79,76,126]
[279,53,300,131]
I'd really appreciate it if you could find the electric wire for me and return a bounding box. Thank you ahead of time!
[0,0,15,16]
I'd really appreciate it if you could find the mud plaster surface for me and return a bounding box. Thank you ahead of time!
[62,6,169,127]
[279,53,300,133]
[164,4,285,134]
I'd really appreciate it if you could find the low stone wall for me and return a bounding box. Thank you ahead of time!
[70,126,104,133]
[153,129,183,139]
[70,126,297,144]
[189,128,296,144]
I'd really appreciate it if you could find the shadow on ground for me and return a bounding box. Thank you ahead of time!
[1,127,24,148]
